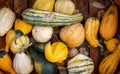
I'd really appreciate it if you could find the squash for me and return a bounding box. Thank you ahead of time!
[27,47,57,74]
[10,35,30,54]
[0,7,16,36]
[14,18,33,37]
[22,8,83,27]
[85,17,100,47]
[45,42,68,63]
[104,38,119,52]
[114,0,120,7]
[100,5,118,40]
[13,52,33,74]
[0,70,4,74]
[0,51,16,74]
[55,0,75,15]
[32,26,53,42]
[33,0,55,11]
[99,44,120,74]
[5,29,16,52]
[67,54,94,74]
[60,23,85,48]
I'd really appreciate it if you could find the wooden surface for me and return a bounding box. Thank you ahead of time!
[0,0,120,74]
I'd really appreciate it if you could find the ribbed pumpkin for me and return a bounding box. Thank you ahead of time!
[55,0,75,15]
[85,17,100,47]
[100,5,118,40]
[45,42,68,63]
[0,51,16,74]
[10,35,30,54]
[60,23,85,48]
[99,44,120,74]
[67,54,94,74]
[14,18,33,37]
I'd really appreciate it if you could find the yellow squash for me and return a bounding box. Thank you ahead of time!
[99,44,120,74]
[33,0,55,11]
[5,29,16,52]
[0,51,16,74]
[85,17,100,47]
[100,5,118,40]
[104,38,119,52]
[45,42,68,63]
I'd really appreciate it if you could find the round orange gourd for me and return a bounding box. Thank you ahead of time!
[60,23,85,48]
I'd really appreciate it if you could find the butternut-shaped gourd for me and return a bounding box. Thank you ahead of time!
[45,42,68,63]
[104,38,119,52]
[99,44,120,74]
[60,23,85,48]
[55,0,75,15]
[100,5,118,40]
[0,51,16,74]
[85,17,100,47]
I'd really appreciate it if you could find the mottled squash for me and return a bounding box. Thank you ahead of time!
[100,5,118,40]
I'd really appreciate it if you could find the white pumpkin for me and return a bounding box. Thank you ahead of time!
[32,26,53,42]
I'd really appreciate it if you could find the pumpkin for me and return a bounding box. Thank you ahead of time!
[104,38,119,52]
[85,17,100,47]
[0,7,16,36]
[67,54,94,74]
[13,52,33,74]
[100,5,118,40]
[60,23,85,48]
[28,47,57,74]
[33,0,55,11]
[0,51,16,74]
[99,44,120,74]
[32,26,53,42]
[45,42,68,63]
[10,35,30,54]
[55,0,75,15]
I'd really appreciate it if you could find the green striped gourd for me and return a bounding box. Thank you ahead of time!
[67,54,94,74]
[22,8,83,27]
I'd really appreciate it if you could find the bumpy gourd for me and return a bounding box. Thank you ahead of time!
[99,44,120,74]
[45,42,68,63]
[60,23,85,48]
[85,17,100,47]
[100,5,118,40]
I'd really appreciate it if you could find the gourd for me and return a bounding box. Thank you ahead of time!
[27,47,57,74]
[14,18,33,37]
[100,5,118,40]
[0,7,16,36]
[55,0,75,15]
[33,0,55,11]
[104,38,119,52]
[60,23,85,48]
[13,52,33,74]
[114,0,120,7]
[5,29,16,52]
[32,26,53,42]
[67,54,94,74]
[99,44,120,74]
[45,42,68,63]
[0,51,16,74]
[22,8,83,27]
[10,35,30,54]
[0,70,4,74]
[85,17,100,47]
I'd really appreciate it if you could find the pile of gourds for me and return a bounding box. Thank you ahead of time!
[0,0,120,74]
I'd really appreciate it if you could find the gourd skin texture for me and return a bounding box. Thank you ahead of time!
[60,23,85,48]
[85,17,100,47]
[55,0,75,15]
[100,5,118,40]
[45,42,68,63]
[33,0,55,11]
[0,7,16,36]
[99,44,120,74]
[0,52,16,74]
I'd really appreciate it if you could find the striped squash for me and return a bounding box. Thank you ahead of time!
[22,8,83,27]
[67,54,94,74]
